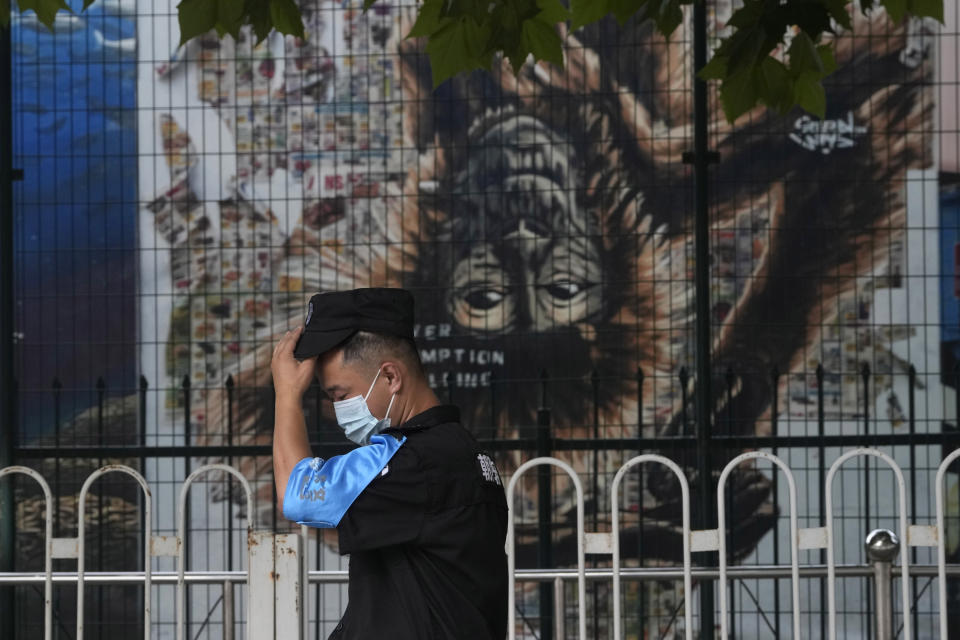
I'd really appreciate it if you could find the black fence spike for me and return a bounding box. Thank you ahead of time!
[636,367,645,432]
[539,369,549,408]
[489,371,498,439]
[678,367,690,435]
[591,369,600,414]
[724,366,735,434]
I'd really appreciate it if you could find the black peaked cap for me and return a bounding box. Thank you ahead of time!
[292,288,415,360]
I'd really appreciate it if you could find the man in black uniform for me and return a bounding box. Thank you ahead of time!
[271,287,508,639]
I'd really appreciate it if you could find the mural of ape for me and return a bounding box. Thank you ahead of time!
[137,0,935,629]
[3,0,940,637]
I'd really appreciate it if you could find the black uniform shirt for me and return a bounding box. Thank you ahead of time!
[330,404,508,640]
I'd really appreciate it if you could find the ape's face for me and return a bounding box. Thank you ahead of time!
[449,234,604,335]
[447,112,605,335]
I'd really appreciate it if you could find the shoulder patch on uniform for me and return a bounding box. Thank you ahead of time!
[282,434,406,527]
[476,453,502,486]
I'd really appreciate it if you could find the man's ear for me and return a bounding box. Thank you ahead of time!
[381,360,403,394]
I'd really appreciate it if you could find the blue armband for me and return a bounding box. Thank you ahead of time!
[282,433,406,528]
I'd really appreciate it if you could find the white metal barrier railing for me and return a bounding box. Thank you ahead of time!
[0,466,53,639]
[610,454,692,639]
[175,464,254,640]
[501,446,960,640]
[506,457,587,640]
[2,447,960,638]
[0,462,302,640]
[717,452,800,640]
[824,449,912,640]
[76,465,153,640]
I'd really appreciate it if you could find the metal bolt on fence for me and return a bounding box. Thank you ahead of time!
[866,528,901,640]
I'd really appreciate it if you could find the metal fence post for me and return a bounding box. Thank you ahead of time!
[0,17,16,640]
[553,576,565,640]
[537,370,554,640]
[865,529,900,640]
[223,579,235,640]
[275,533,303,640]
[691,0,716,628]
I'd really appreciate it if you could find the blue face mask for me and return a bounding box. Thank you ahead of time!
[333,366,397,446]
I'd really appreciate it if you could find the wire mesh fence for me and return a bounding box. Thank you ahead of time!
[5,442,960,639]
[4,0,960,637]
[5,363,960,637]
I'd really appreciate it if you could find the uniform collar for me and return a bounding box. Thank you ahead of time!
[385,404,460,434]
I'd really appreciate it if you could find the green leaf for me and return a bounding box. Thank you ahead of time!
[725,26,766,74]
[698,53,728,80]
[571,0,609,30]
[269,0,304,38]
[506,40,532,75]
[18,0,72,29]
[362,0,377,11]
[653,0,684,36]
[727,0,763,29]
[425,16,480,87]
[608,0,648,25]
[882,0,908,23]
[822,0,853,30]
[757,56,791,113]
[787,2,832,38]
[787,31,823,75]
[794,70,826,117]
[408,0,447,38]
[817,44,837,75]
[719,66,758,122]
[177,0,218,45]
[462,13,493,64]
[910,0,944,22]
[521,17,563,66]
[245,0,273,44]
[216,0,245,38]
[536,0,571,24]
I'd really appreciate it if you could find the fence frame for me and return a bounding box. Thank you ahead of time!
[5,445,960,638]
[75,464,152,640]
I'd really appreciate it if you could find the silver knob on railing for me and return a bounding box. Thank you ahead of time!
[865,528,900,640]
[866,528,901,563]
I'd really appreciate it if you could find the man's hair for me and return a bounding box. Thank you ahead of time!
[339,330,424,376]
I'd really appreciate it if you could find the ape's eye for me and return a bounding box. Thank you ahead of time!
[464,289,505,310]
[545,281,586,300]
